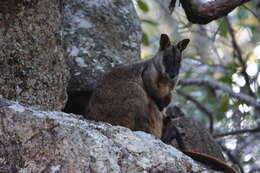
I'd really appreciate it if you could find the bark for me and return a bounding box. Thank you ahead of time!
[178,0,251,24]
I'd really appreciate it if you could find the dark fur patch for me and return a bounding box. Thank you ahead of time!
[163,47,181,79]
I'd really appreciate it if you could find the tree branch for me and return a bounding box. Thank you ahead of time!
[177,0,251,24]
[221,145,245,173]
[249,168,260,173]
[178,78,260,108]
[242,5,260,24]
[225,17,255,98]
[225,17,260,116]
[176,89,214,133]
[214,126,260,138]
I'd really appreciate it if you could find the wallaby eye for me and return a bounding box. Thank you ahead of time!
[172,46,176,55]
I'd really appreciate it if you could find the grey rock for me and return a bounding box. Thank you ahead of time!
[0,0,70,110]
[64,0,142,91]
[0,98,219,173]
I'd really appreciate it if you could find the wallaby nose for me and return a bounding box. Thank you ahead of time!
[170,74,175,78]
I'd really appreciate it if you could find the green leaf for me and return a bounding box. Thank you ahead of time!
[244,52,252,62]
[142,32,149,46]
[243,157,254,164]
[257,88,260,97]
[141,19,158,26]
[226,62,239,70]
[219,75,232,84]
[218,71,234,85]
[217,95,229,120]
[237,6,249,20]
[137,0,149,13]
[219,20,228,38]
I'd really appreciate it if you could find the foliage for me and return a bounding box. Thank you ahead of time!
[134,0,260,172]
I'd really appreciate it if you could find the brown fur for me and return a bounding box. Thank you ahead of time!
[184,151,238,173]
[85,34,189,138]
[86,61,163,137]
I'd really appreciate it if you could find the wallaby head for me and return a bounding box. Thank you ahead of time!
[154,34,190,80]
[142,34,190,111]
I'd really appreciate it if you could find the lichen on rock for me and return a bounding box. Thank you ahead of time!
[64,0,142,92]
[0,98,220,173]
[0,0,70,111]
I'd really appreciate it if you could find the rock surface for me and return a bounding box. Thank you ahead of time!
[0,0,69,111]
[0,98,220,173]
[64,0,142,91]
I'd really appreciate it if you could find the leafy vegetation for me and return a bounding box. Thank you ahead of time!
[134,0,260,172]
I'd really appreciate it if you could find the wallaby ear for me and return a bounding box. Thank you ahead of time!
[160,34,171,50]
[177,39,190,52]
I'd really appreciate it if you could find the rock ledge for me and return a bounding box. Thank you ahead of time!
[0,99,217,173]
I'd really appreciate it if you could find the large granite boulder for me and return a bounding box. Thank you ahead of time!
[0,0,70,110]
[0,98,219,173]
[64,0,142,91]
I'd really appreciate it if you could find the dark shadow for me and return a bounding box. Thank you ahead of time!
[62,91,92,115]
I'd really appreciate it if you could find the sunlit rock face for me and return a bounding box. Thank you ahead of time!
[0,98,218,173]
[64,0,142,92]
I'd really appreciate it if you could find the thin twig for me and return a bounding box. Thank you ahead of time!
[221,145,245,173]
[212,18,225,42]
[242,5,260,23]
[179,78,260,108]
[225,17,255,98]
[183,57,234,74]
[214,126,260,138]
[177,89,214,133]
[249,168,260,173]
[225,17,260,116]
[235,133,260,155]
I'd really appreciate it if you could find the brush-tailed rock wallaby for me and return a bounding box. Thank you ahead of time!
[85,34,189,138]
